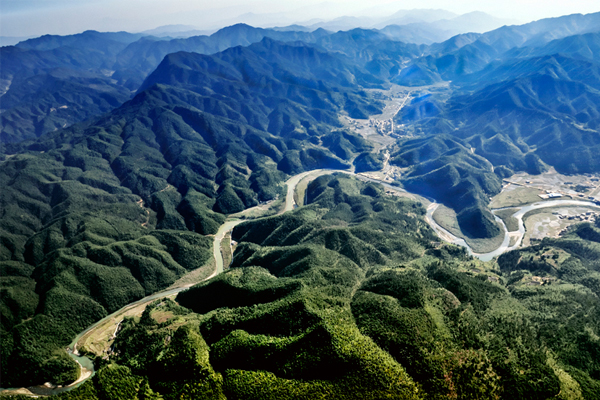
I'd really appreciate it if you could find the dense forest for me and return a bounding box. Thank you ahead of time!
[4,175,598,399]
[2,10,600,399]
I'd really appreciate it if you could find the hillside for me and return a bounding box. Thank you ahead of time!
[2,11,600,397]
[4,16,600,240]
[0,24,418,144]
[29,175,600,399]
[0,39,381,387]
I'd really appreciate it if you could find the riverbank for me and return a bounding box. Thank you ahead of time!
[8,166,594,396]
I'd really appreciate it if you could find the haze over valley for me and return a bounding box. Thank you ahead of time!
[2,3,600,399]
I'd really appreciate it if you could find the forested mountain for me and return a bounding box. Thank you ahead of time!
[397,30,600,182]
[9,175,600,399]
[0,24,420,143]
[2,10,600,399]
[0,37,381,387]
[387,13,600,227]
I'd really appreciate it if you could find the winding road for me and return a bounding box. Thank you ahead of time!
[7,163,599,396]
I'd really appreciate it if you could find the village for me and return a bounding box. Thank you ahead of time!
[553,210,600,238]
[555,210,599,223]
[501,169,600,205]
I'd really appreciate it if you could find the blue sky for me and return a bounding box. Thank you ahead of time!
[1,0,599,37]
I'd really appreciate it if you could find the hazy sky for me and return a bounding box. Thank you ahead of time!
[1,0,599,38]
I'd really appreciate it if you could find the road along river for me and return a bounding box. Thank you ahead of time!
[6,168,598,396]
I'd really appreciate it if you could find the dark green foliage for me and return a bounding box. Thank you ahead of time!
[177,189,225,235]
[55,380,100,400]
[0,72,132,143]
[2,36,384,386]
[148,230,212,269]
[571,223,600,244]
[177,267,301,314]
[233,175,436,266]
[210,326,356,381]
[494,165,514,179]
[392,135,502,238]
[148,324,224,399]
[95,364,140,400]
[353,152,384,173]
[351,290,444,395]
[566,367,600,400]
[495,230,600,395]
[427,262,504,312]
[214,186,245,214]
[46,176,600,399]
[5,17,600,398]
[0,169,213,386]
[6,315,80,386]
[482,313,561,400]
[248,165,286,201]
[321,130,373,160]
[0,39,405,396]
[360,269,429,308]
[457,205,501,238]
[0,261,38,331]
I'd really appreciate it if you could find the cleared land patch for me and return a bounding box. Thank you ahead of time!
[522,206,600,246]
[220,231,233,270]
[490,185,545,208]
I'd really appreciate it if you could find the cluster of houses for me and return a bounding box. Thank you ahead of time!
[537,189,600,203]
[369,118,394,135]
[556,211,598,223]
[508,173,600,204]
[553,211,599,237]
[538,191,563,199]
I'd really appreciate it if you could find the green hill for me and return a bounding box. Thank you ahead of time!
[3,14,600,397]
[0,39,382,387]
[41,174,600,399]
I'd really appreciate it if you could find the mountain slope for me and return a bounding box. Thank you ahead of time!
[50,175,600,399]
[0,31,147,143]
[0,38,382,387]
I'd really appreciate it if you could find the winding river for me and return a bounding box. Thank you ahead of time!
[5,167,600,396]
[425,199,600,262]
[0,170,340,397]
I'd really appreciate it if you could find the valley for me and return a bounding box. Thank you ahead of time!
[2,9,600,399]
[431,175,600,259]
[6,145,596,397]
[339,83,600,261]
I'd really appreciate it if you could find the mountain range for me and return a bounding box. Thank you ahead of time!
[2,10,600,399]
